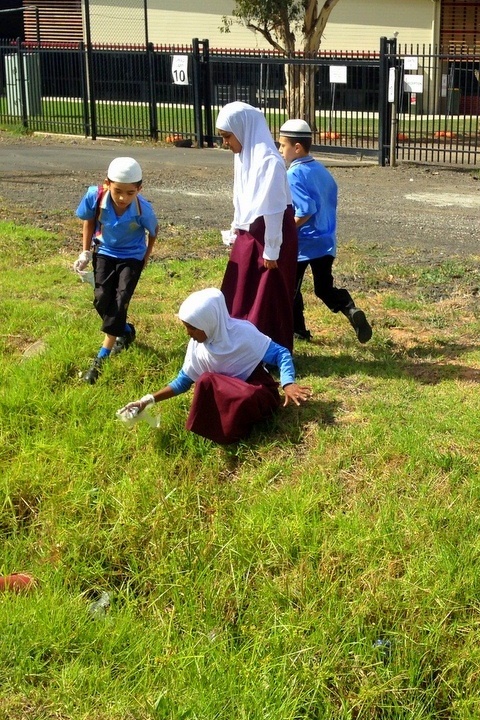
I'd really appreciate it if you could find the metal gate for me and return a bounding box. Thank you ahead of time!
[204,45,381,159]
[1,36,480,166]
[382,39,480,166]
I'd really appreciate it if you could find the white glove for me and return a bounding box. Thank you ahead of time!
[119,394,155,416]
[73,250,92,273]
[117,394,157,427]
[221,229,237,246]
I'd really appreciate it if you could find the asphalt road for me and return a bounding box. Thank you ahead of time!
[1,133,479,260]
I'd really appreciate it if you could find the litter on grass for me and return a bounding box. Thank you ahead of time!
[116,405,160,429]
[76,270,95,287]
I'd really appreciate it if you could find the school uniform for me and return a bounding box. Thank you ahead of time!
[287,156,354,337]
[216,102,298,352]
[76,186,157,337]
[171,289,296,444]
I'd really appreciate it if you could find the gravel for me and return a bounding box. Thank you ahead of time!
[1,131,479,262]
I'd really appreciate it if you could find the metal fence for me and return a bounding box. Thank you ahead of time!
[0,36,479,166]
[389,43,480,165]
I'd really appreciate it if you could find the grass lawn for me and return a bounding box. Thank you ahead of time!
[1,216,480,719]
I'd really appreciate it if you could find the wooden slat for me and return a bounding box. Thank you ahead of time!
[23,0,82,44]
[441,0,480,51]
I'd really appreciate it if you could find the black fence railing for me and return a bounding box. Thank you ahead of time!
[0,36,479,166]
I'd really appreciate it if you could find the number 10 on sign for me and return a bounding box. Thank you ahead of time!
[172,56,189,85]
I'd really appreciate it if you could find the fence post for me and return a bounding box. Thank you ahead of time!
[147,42,158,140]
[378,36,397,166]
[79,42,90,138]
[201,39,214,148]
[192,37,204,148]
[15,38,28,129]
[83,0,97,140]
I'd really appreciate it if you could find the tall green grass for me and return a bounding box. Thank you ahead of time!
[1,220,480,719]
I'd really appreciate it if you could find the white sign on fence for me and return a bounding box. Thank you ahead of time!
[172,56,189,85]
[403,56,418,71]
[403,74,423,94]
[329,65,347,84]
[441,74,448,98]
[388,67,396,103]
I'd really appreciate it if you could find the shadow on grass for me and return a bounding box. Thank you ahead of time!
[296,340,480,386]
[150,398,338,463]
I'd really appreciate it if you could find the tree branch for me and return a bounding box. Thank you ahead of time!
[304,0,318,33]
[307,0,341,53]
[245,21,287,54]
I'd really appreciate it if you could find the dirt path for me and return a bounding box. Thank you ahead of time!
[1,132,480,263]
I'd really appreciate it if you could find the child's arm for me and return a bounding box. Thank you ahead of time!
[263,340,312,407]
[263,210,284,269]
[82,218,96,252]
[294,214,312,228]
[143,224,158,266]
[119,369,193,414]
[73,218,96,272]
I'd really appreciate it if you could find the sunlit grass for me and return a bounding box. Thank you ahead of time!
[1,219,480,719]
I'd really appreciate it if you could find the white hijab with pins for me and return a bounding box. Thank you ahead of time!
[216,101,291,227]
[178,288,271,382]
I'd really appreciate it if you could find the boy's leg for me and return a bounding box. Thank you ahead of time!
[110,258,143,354]
[293,260,311,340]
[311,255,372,343]
[311,255,353,310]
[84,255,117,383]
[93,254,121,330]
[83,332,116,384]
[99,258,142,338]
[84,257,142,383]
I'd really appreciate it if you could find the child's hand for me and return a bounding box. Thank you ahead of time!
[282,383,312,407]
[263,259,278,270]
[73,250,92,272]
[119,394,155,415]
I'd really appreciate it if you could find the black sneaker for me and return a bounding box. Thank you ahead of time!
[111,324,136,356]
[348,308,372,344]
[294,330,312,342]
[83,357,103,384]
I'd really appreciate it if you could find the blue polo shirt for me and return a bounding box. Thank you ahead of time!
[76,186,158,261]
[287,156,337,262]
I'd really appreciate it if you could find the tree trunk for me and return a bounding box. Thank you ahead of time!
[284,63,317,130]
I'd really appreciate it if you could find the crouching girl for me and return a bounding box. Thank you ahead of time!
[120,288,311,444]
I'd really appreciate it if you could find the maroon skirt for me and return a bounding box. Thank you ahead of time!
[221,206,298,352]
[185,364,280,444]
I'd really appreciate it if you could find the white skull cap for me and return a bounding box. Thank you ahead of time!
[279,119,312,137]
[107,157,142,183]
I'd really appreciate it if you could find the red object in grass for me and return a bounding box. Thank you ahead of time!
[434,130,457,139]
[0,573,36,592]
[397,132,409,141]
[318,131,341,140]
[166,134,193,147]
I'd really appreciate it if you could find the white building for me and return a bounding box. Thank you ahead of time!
[85,0,479,52]
[22,1,480,54]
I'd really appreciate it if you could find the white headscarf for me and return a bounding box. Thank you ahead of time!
[178,288,271,382]
[216,101,291,227]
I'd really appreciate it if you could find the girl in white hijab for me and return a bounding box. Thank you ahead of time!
[121,288,310,444]
[216,102,298,352]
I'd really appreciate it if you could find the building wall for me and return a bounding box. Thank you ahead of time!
[24,0,82,44]
[87,0,436,51]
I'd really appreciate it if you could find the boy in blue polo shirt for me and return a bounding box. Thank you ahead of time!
[279,120,372,344]
[74,156,158,383]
